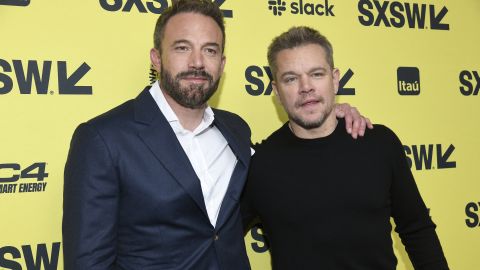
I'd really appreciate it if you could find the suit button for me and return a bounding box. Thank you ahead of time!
[214,234,219,241]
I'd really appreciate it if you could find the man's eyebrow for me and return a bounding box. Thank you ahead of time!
[171,39,191,46]
[308,66,328,73]
[202,42,221,49]
[280,71,298,79]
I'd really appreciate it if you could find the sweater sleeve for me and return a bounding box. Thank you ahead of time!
[240,171,261,235]
[386,126,449,269]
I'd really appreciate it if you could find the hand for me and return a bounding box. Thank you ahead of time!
[334,103,373,139]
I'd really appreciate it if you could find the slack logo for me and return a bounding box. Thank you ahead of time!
[0,0,30,6]
[268,0,335,17]
[397,67,420,95]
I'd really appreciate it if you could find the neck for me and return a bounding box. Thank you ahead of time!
[289,113,337,139]
[162,90,206,131]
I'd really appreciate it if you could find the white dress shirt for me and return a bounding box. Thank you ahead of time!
[149,81,237,227]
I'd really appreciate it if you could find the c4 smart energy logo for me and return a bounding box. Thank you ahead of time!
[397,67,420,95]
[358,0,449,30]
[0,0,30,6]
[99,0,234,18]
[268,0,335,17]
[0,162,49,195]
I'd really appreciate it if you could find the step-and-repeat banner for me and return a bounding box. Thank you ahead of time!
[1,0,478,269]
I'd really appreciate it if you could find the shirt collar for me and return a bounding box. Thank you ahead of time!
[149,81,215,134]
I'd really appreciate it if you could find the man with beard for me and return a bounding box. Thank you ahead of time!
[241,26,449,269]
[62,1,370,269]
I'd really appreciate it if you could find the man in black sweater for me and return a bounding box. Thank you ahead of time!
[241,26,449,269]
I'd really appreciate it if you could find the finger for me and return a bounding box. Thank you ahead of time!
[352,112,360,139]
[366,118,374,129]
[345,112,353,134]
[359,118,366,137]
[335,103,346,118]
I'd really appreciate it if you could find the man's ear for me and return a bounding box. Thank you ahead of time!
[332,68,340,95]
[220,55,226,74]
[150,48,162,73]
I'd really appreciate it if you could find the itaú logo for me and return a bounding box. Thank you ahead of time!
[397,67,420,95]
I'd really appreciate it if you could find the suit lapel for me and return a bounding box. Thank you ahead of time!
[213,114,250,229]
[134,88,208,218]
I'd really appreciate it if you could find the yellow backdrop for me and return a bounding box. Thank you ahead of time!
[1,0,478,269]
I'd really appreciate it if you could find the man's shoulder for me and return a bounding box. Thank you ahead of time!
[253,123,288,152]
[213,108,248,126]
[85,86,153,131]
[213,108,251,135]
[366,123,399,141]
[361,123,404,151]
[87,98,136,130]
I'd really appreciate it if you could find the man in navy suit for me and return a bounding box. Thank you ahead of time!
[62,0,370,269]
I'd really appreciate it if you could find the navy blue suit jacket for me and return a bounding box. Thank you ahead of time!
[63,87,252,270]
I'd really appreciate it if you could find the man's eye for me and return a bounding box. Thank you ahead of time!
[284,77,296,83]
[312,72,324,78]
[175,46,189,51]
[205,48,217,55]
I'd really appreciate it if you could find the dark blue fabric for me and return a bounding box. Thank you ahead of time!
[63,87,252,270]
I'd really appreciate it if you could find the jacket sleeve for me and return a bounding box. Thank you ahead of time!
[387,127,449,270]
[63,123,119,270]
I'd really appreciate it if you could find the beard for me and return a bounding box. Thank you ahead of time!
[160,68,220,109]
[288,96,335,130]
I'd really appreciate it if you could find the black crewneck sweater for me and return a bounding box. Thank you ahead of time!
[242,119,448,270]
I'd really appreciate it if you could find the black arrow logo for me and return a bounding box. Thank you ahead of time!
[437,144,456,169]
[430,5,449,30]
[58,62,92,95]
[0,0,30,6]
[338,69,355,95]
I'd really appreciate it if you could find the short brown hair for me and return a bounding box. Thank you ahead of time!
[153,0,225,53]
[267,26,334,80]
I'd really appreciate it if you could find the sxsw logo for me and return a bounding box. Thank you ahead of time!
[249,223,270,253]
[466,202,480,228]
[0,59,92,95]
[397,67,420,95]
[244,65,355,96]
[268,0,335,17]
[0,243,60,270]
[358,0,449,30]
[459,70,479,96]
[403,144,456,170]
[0,0,30,6]
[99,0,233,18]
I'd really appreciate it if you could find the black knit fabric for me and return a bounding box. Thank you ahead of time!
[242,119,448,270]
